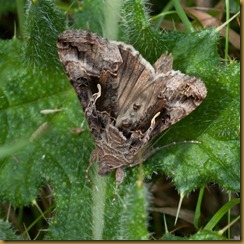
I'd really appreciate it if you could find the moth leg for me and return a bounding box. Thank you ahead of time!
[85,151,98,190]
[112,168,125,205]
[85,160,93,182]
[142,111,161,143]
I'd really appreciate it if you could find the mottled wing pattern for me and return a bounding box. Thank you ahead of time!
[113,46,207,139]
[57,30,122,138]
[148,71,207,139]
[57,30,207,179]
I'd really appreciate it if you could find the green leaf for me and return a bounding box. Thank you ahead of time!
[161,232,186,240]
[162,215,236,240]
[23,0,65,72]
[116,174,149,240]
[0,0,16,14]
[72,0,105,36]
[194,187,205,229]
[0,0,240,240]
[0,38,71,206]
[162,28,220,73]
[189,229,226,240]
[72,0,123,40]
[120,2,239,196]
[204,198,240,231]
[120,0,167,63]
[0,219,21,240]
[0,1,151,239]
[141,29,240,195]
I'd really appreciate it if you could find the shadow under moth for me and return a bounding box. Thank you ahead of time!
[57,30,207,196]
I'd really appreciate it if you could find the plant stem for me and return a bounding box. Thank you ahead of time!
[204,198,240,231]
[92,170,107,240]
[153,0,174,29]
[172,0,194,33]
[102,0,124,40]
[227,191,231,239]
[16,0,25,38]
[225,0,230,63]
[194,187,205,229]
[91,0,123,240]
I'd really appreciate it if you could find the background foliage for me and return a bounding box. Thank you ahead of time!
[0,0,240,240]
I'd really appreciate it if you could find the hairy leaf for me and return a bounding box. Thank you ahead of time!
[0,0,240,240]
[0,219,21,240]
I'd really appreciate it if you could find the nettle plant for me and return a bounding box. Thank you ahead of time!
[0,0,240,240]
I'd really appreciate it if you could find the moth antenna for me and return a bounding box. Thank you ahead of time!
[112,168,125,205]
[148,140,202,158]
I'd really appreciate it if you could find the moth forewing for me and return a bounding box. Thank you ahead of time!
[57,30,207,198]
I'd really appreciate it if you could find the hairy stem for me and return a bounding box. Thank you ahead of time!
[16,0,25,38]
[91,0,123,240]
[103,0,123,40]
[91,170,108,240]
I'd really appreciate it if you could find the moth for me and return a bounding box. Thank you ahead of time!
[57,30,207,190]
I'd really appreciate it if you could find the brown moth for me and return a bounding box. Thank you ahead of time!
[57,30,207,189]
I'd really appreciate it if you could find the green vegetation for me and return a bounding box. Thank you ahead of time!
[0,0,240,240]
